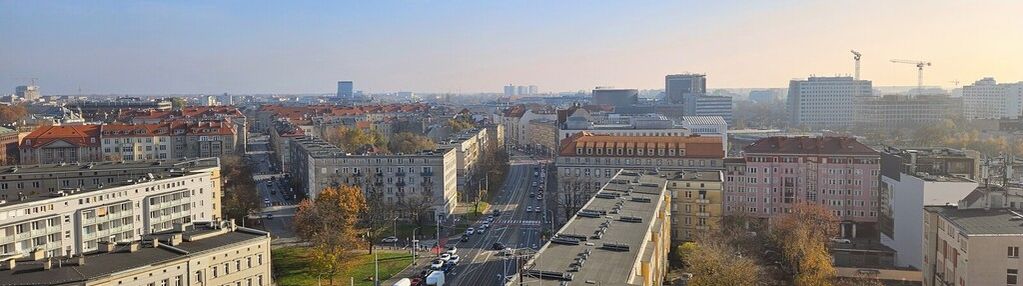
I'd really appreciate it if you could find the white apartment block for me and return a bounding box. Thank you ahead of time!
[923,205,1023,286]
[437,128,488,193]
[787,76,873,129]
[289,136,459,220]
[0,220,272,286]
[0,158,221,258]
[962,77,1023,120]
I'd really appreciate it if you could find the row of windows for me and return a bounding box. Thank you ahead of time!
[575,147,688,157]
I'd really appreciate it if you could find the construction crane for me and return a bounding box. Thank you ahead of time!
[890,59,931,95]
[850,50,862,80]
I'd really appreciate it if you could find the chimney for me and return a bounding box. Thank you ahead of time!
[150,239,159,249]
[4,259,14,270]
[98,241,116,253]
[41,259,52,270]
[76,255,85,266]
[31,248,45,261]
[172,222,189,233]
[170,234,183,246]
[129,241,141,253]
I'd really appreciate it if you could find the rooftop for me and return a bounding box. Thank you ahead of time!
[669,170,722,182]
[0,221,268,286]
[681,116,728,126]
[559,133,723,158]
[744,136,878,156]
[924,206,1023,236]
[527,170,667,284]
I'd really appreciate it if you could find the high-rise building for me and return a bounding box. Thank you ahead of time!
[517,86,529,95]
[15,85,40,101]
[336,81,354,98]
[962,77,1023,119]
[503,84,516,96]
[592,88,638,108]
[787,76,873,129]
[528,85,538,95]
[684,95,733,124]
[665,74,706,104]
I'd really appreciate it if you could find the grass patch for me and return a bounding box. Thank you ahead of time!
[273,247,413,286]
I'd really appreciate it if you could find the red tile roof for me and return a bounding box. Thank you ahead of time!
[558,132,724,158]
[21,125,101,148]
[743,136,878,156]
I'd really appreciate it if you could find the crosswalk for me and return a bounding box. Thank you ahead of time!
[495,220,542,225]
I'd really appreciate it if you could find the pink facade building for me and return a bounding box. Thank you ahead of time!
[724,136,881,238]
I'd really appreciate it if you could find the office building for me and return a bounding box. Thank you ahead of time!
[0,158,221,258]
[0,220,271,286]
[878,147,980,269]
[923,201,1023,286]
[667,171,724,241]
[592,88,638,108]
[525,170,670,286]
[854,94,963,131]
[962,77,1023,120]
[787,76,873,129]
[289,136,458,220]
[503,85,516,96]
[665,74,706,104]
[15,85,40,101]
[722,136,880,238]
[555,133,724,215]
[683,95,733,124]
[337,81,354,98]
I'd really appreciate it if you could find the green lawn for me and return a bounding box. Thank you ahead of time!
[273,247,413,286]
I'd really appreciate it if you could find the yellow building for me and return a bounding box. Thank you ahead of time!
[668,171,724,241]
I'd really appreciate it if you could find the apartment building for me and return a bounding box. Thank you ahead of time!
[20,123,237,164]
[119,106,249,153]
[962,77,1023,120]
[722,136,880,238]
[853,94,963,131]
[555,133,724,215]
[437,128,488,198]
[0,127,19,164]
[923,204,1023,286]
[526,118,558,155]
[0,220,272,286]
[289,136,458,220]
[499,104,557,148]
[879,147,980,269]
[18,125,103,165]
[787,76,873,129]
[526,170,671,286]
[0,158,221,258]
[666,170,723,241]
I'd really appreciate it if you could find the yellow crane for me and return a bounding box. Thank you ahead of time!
[890,59,931,95]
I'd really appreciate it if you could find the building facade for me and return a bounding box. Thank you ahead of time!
[962,77,1023,120]
[923,205,1023,286]
[592,88,639,108]
[19,125,103,165]
[667,171,724,241]
[787,76,873,129]
[0,158,221,258]
[723,136,881,238]
[0,127,18,165]
[854,94,962,131]
[665,74,706,104]
[289,136,459,220]
[20,123,237,164]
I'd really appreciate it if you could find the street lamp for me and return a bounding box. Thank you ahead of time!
[411,227,421,266]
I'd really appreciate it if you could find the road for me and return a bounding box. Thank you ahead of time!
[443,157,549,286]
[245,133,298,242]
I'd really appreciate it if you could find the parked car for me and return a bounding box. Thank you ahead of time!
[830,238,852,244]
[465,228,475,236]
[429,259,444,270]
[439,253,451,261]
[382,236,399,243]
[492,242,505,250]
[448,254,460,264]
[526,206,533,212]
[445,246,457,255]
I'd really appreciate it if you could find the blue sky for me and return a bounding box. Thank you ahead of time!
[2,1,1022,94]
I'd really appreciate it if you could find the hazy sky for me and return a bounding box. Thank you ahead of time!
[2,0,1022,94]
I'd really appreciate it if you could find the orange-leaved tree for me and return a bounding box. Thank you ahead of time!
[772,203,838,286]
[293,185,368,285]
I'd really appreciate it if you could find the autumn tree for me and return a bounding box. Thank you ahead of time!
[219,155,261,221]
[293,186,368,285]
[771,203,839,286]
[447,118,475,133]
[388,132,436,154]
[0,104,28,125]
[323,126,388,153]
[169,97,188,109]
[678,240,762,286]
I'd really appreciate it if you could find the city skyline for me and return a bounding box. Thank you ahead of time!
[2,1,1023,94]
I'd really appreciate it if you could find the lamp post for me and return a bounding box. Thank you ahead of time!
[411,227,421,266]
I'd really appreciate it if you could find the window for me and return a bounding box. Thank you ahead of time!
[1010,269,1019,285]
[1010,247,1020,258]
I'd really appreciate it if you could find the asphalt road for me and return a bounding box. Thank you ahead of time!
[444,158,548,286]
[245,133,298,241]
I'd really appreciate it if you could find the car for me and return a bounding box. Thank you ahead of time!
[529,193,535,198]
[493,210,501,216]
[439,253,451,261]
[430,259,444,270]
[381,236,399,243]
[445,246,457,255]
[534,172,539,176]
[264,199,271,206]
[477,226,486,233]
[465,228,475,235]
[264,213,273,219]
[830,238,852,244]
[448,254,460,264]
[499,248,514,256]
[481,223,489,229]
[532,244,538,249]
[526,206,533,212]
[460,235,469,242]
[536,195,543,201]
[532,181,538,187]
[410,278,423,286]
[485,217,494,224]
[492,242,505,250]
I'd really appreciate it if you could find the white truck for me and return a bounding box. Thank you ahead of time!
[391,278,412,286]
[425,270,445,286]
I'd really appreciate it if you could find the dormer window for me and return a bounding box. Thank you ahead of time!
[576,148,583,154]
[648,148,654,155]
[637,148,644,156]
[669,149,676,156]
[596,148,602,155]
[627,148,634,156]
[679,149,686,156]
[586,148,592,155]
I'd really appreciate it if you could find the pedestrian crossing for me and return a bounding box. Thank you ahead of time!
[495,220,542,225]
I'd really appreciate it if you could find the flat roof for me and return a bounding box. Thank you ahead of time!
[924,206,1023,236]
[0,222,267,286]
[527,170,667,284]
[0,157,219,176]
[670,170,722,182]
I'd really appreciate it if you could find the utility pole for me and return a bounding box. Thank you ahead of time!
[374,252,379,286]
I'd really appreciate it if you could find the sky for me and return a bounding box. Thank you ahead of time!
[2,0,1023,94]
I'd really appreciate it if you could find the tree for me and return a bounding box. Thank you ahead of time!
[398,191,435,227]
[0,104,28,125]
[447,118,475,133]
[219,155,261,222]
[169,97,188,109]
[771,203,838,286]
[678,240,762,286]
[388,132,436,154]
[293,186,368,285]
[323,125,388,153]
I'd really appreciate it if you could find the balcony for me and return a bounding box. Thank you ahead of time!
[375,172,384,177]
[353,172,364,177]
[421,171,434,177]
[396,172,406,177]
[396,181,406,187]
